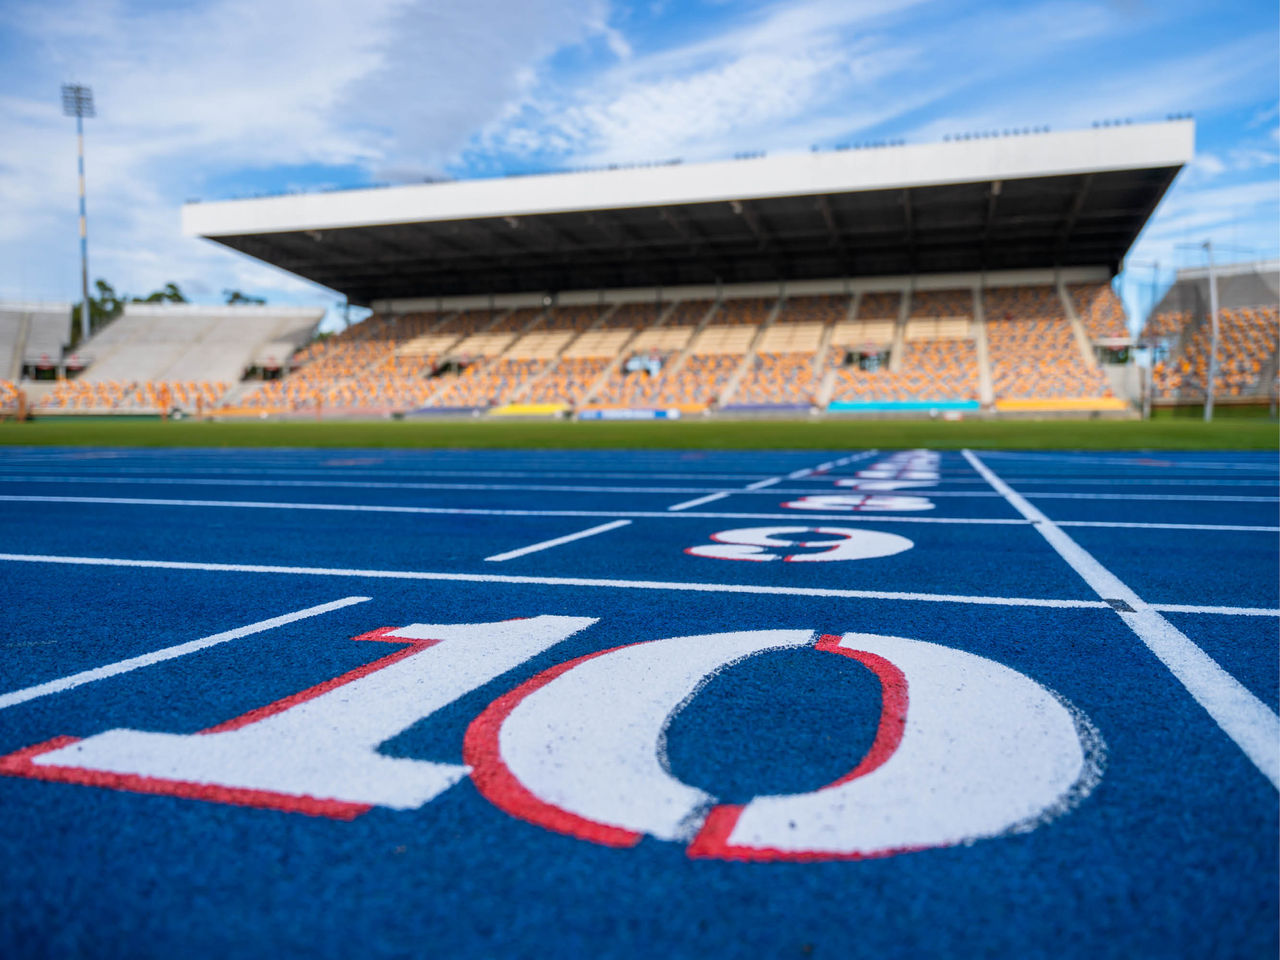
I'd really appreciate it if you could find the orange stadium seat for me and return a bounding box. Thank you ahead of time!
[856,291,902,321]
[1069,283,1130,341]
[984,285,1113,400]
[430,357,551,408]
[38,379,230,412]
[732,295,846,405]
[233,310,468,413]
[641,298,772,408]
[830,340,979,402]
[1152,306,1279,399]
[592,300,714,408]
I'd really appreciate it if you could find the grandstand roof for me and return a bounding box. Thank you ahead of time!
[1151,258,1280,320]
[183,121,1193,305]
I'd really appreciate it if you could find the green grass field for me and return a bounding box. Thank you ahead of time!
[1,417,1275,450]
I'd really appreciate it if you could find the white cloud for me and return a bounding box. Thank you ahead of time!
[0,0,617,304]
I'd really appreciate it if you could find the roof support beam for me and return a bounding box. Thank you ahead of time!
[1054,173,1094,265]
[901,189,917,274]
[661,206,730,279]
[815,195,855,274]
[980,179,1002,268]
[732,199,787,276]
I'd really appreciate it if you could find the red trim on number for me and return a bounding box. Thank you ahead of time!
[201,627,437,733]
[687,633,910,861]
[463,644,645,849]
[0,626,443,819]
[0,736,371,820]
[812,634,907,787]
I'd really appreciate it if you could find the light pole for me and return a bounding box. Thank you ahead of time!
[1202,240,1219,422]
[61,83,94,346]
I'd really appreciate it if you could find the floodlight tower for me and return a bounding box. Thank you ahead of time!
[1202,240,1220,422]
[61,83,95,345]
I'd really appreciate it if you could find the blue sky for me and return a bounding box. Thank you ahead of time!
[0,0,1276,329]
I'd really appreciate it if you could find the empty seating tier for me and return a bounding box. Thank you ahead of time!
[236,311,445,412]
[985,285,1112,399]
[1069,283,1129,341]
[524,357,611,405]
[1141,311,1190,343]
[731,295,846,405]
[856,291,901,320]
[41,380,229,411]
[430,357,550,408]
[1152,306,1279,399]
[592,300,712,408]
[830,340,978,403]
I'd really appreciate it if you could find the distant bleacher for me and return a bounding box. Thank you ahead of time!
[92,275,1149,419]
[1152,306,1279,400]
[0,302,69,381]
[40,304,321,412]
[1068,283,1129,342]
[830,289,979,405]
[1144,261,1280,402]
[732,295,845,407]
[591,300,713,409]
[985,285,1113,401]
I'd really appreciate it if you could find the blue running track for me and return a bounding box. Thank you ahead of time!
[0,446,1276,958]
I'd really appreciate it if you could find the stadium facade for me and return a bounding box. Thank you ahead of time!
[183,122,1191,303]
[20,119,1273,419]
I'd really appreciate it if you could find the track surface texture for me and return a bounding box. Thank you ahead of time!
[0,445,1276,959]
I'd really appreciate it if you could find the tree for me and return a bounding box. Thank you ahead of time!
[68,279,125,348]
[133,282,187,304]
[223,289,266,305]
[68,280,189,348]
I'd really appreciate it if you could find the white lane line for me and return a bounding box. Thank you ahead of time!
[975,451,1279,471]
[0,466,819,482]
[8,476,1274,503]
[0,551,1109,610]
[2,494,1269,532]
[1152,603,1280,617]
[1058,521,1279,533]
[963,449,1280,789]
[485,520,632,562]
[666,450,878,509]
[0,493,1026,524]
[0,596,371,712]
[0,476,827,497]
[667,492,731,512]
[1031,492,1278,503]
[1006,478,1280,487]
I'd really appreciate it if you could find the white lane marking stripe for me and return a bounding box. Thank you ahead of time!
[963,449,1280,789]
[485,520,632,562]
[0,596,371,712]
[1151,604,1280,617]
[666,451,877,509]
[0,552,1110,609]
[1032,492,1278,503]
[1058,521,1279,532]
[1,494,1271,532]
[667,492,731,512]
[5,475,1274,502]
[0,493,1026,524]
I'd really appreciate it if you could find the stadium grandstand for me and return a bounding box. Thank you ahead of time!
[0,301,69,415]
[17,303,322,415]
[1140,260,1280,408]
[64,119,1184,422]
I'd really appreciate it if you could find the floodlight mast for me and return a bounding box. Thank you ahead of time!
[1202,240,1219,422]
[61,84,95,345]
